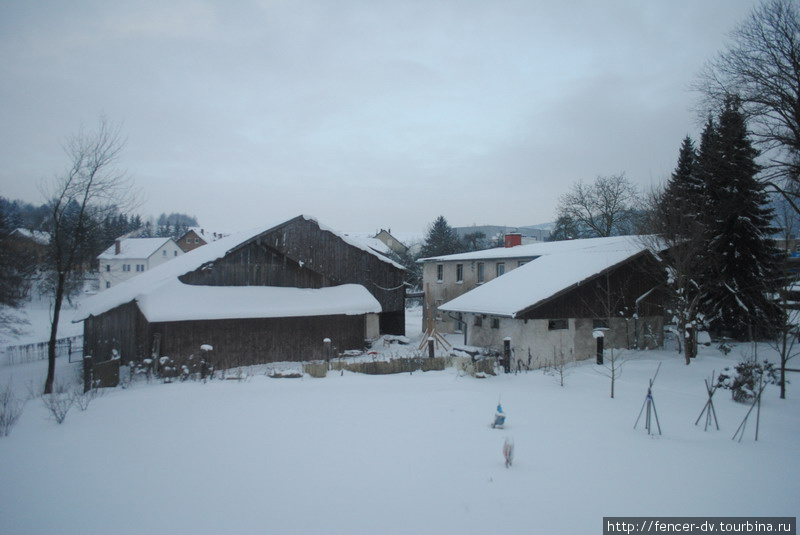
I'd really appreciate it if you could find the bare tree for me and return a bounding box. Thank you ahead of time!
[555,173,642,238]
[769,197,800,398]
[41,117,137,394]
[696,0,800,213]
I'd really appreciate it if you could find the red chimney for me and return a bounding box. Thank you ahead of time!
[115,239,121,255]
[504,233,522,248]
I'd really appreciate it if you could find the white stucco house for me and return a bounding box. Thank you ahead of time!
[98,237,184,291]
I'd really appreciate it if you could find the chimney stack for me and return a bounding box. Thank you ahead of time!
[115,239,121,255]
[504,233,522,248]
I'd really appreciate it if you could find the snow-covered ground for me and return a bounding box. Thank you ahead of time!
[0,304,798,534]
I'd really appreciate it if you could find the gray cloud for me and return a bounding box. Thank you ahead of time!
[0,0,761,233]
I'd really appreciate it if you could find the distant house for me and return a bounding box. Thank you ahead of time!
[98,237,184,291]
[176,227,229,253]
[76,215,407,369]
[438,236,665,370]
[374,229,409,256]
[6,228,50,262]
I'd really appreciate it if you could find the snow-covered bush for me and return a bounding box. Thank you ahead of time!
[72,384,102,411]
[42,382,73,424]
[717,359,779,403]
[0,382,25,437]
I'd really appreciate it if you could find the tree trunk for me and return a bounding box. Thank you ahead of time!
[684,326,696,364]
[780,329,788,400]
[44,273,66,395]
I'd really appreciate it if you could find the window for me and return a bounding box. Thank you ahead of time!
[548,319,568,330]
[477,263,485,283]
[456,264,463,283]
[496,262,506,277]
[491,318,500,329]
[136,264,145,272]
[186,238,192,244]
[174,250,178,256]
[593,319,610,329]
[105,281,110,288]
[122,264,131,272]
[518,260,528,267]
[163,250,167,256]
[436,264,444,282]
[105,264,110,272]
[474,315,483,327]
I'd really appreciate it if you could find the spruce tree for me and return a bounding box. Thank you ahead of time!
[419,216,463,258]
[662,136,703,225]
[702,97,783,336]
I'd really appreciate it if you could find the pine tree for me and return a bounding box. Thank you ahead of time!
[419,216,463,258]
[648,136,709,362]
[702,97,784,336]
[662,136,703,226]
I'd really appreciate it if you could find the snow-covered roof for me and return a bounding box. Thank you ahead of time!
[184,227,229,242]
[138,283,381,322]
[10,228,50,245]
[439,236,650,317]
[418,235,640,263]
[98,237,175,260]
[76,215,400,322]
[345,235,394,256]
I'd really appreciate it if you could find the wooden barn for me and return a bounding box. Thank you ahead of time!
[75,215,407,368]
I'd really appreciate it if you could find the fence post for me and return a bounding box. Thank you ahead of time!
[83,355,93,393]
[428,338,435,359]
[323,338,332,366]
[503,338,511,374]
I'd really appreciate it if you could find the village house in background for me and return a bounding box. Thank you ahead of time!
[176,227,229,253]
[6,228,50,264]
[437,236,665,370]
[373,229,409,256]
[76,215,407,374]
[97,237,184,291]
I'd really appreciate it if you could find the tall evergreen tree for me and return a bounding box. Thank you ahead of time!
[419,216,463,258]
[702,98,783,336]
[661,136,703,226]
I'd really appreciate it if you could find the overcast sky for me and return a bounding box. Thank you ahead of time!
[0,0,761,236]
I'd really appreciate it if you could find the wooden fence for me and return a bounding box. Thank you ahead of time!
[1,335,84,366]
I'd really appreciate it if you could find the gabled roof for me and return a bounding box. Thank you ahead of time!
[182,227,229,242]
[97,237,175,260]
[75,215,400,322]
[9,228,50,245]
[417,235,636,263]
[438,236,651,317]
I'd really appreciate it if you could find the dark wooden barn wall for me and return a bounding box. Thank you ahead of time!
[83,301,149,362]
[153,314,368,367]
[520,255,665,321]
[180,217,407,334]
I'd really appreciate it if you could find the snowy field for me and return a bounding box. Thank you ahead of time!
[0,307,798,534]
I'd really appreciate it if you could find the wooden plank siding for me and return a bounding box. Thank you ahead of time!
[152,314,368,368]
[179,217,406,334]
[83,301,149,362]
[518,254,665,321]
